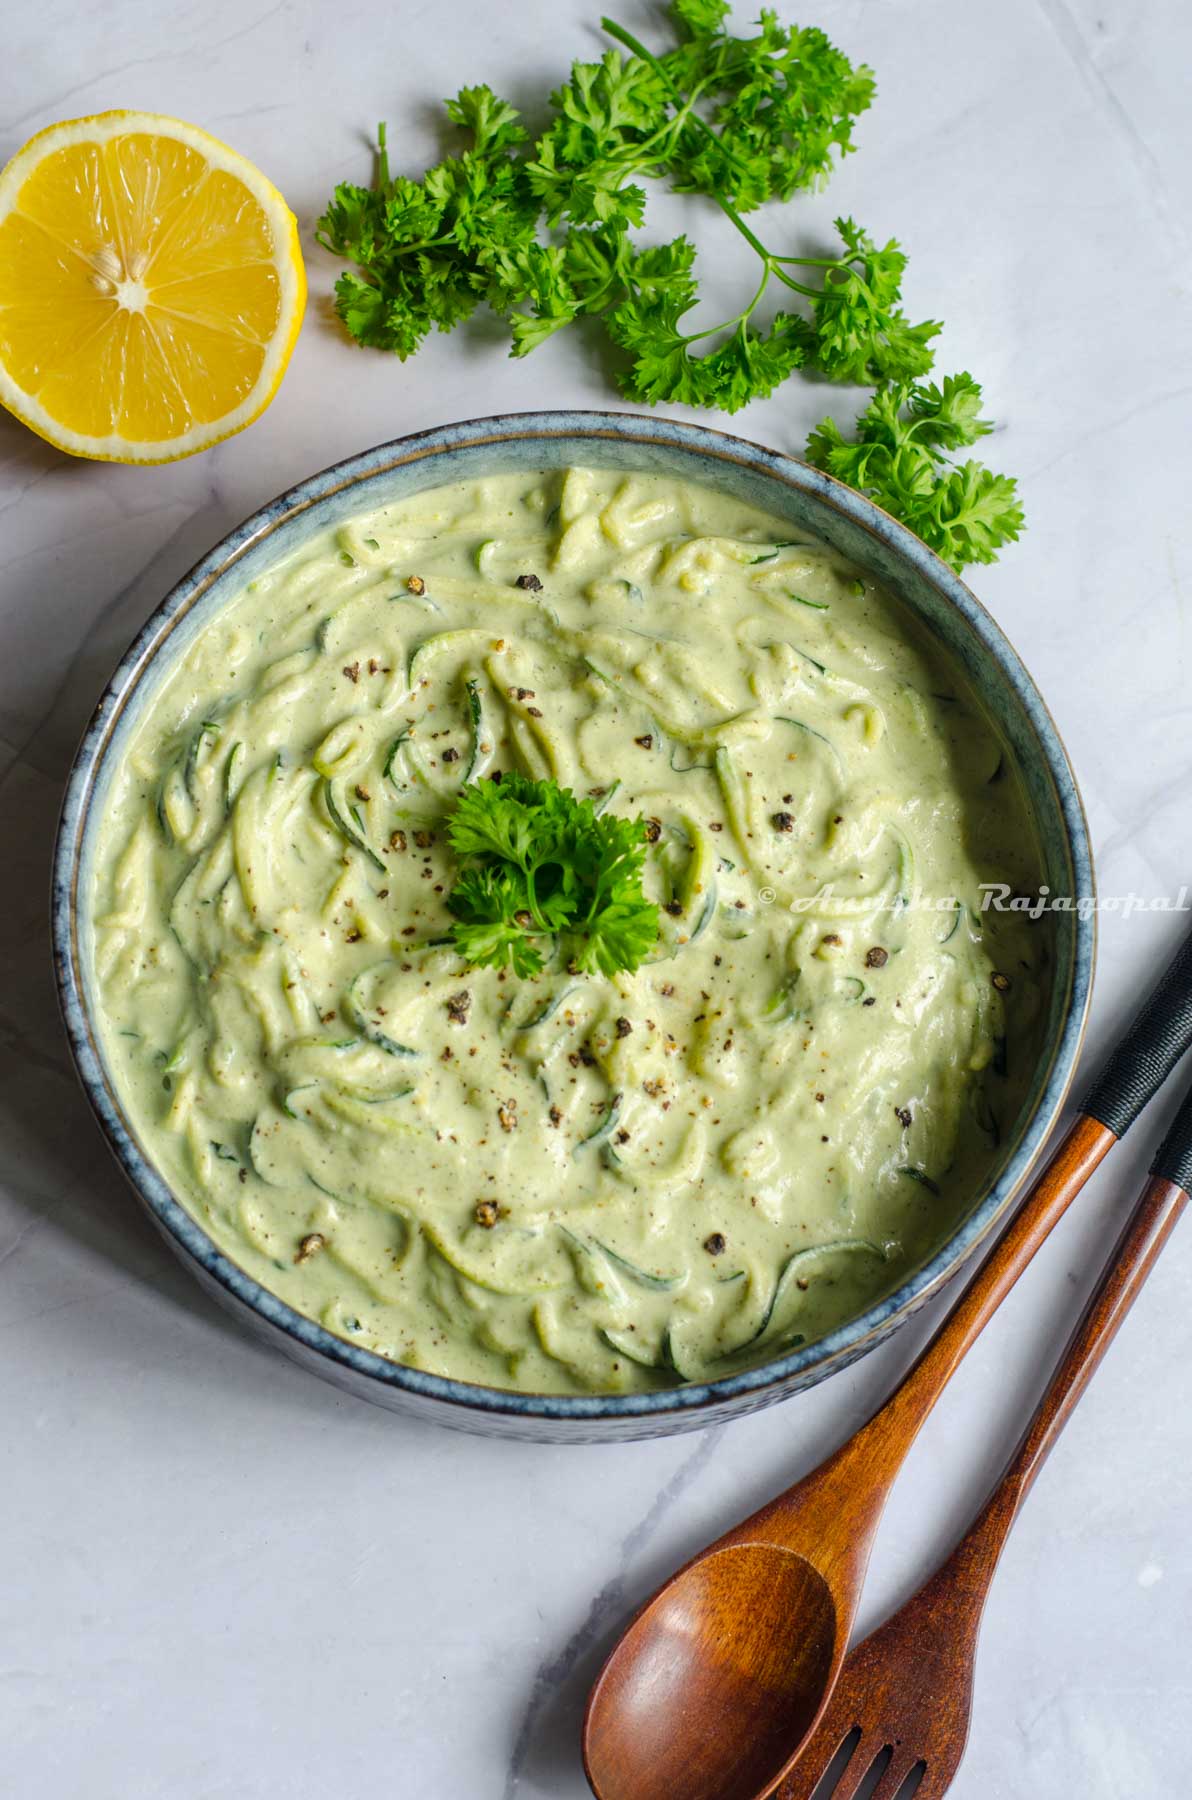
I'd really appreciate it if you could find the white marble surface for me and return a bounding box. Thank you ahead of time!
[2,2,1190,1794]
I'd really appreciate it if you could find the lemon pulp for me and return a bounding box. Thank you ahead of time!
[0,112,306,462]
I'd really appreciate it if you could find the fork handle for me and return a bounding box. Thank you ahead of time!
[941,1158,1188,1591]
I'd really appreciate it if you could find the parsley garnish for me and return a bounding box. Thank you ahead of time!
[806,374,1025,571]
[317,1,1022,572]
[446,775,659,978]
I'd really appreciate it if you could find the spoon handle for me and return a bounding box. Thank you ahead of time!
[980,1081,1192,1545]
[861,1112,1114,1454]
[932,1164,1186,1603]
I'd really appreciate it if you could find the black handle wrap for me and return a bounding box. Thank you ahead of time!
[1082,929,1192,1138]
[1151,1079,1192,1192]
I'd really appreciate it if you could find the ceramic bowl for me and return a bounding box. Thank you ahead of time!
[53,411,1095,1441]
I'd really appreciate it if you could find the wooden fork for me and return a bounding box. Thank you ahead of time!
[775,1123,1192,1800]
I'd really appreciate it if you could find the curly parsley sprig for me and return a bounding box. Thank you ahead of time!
[806,374,1025,571]
[317,0,1023,573]
[445,775,659,979]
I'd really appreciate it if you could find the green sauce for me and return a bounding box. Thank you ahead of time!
[91,467,1047,1393]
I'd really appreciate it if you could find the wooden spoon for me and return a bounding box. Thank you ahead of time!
[582,930,1192,1800]
[773,1139,1190,1800]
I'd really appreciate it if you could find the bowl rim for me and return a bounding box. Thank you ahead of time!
[52,408,1095,1424]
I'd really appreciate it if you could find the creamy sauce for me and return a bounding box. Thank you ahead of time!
[90,468,1047,1393]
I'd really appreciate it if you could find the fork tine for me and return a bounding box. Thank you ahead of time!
[777,1723,863,1800]
[813,1738,892,1800]
[894,1759,943,1800]
[867,1750,928,1800]
[777,1719,873,1800]
[797,1726,863,1800]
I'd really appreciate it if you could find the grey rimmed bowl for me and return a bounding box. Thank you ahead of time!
[52,410,1095,1442]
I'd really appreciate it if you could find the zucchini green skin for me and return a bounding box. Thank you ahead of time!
[731,1239,885,1356]
[382,730,412,792]
[574,1092,623,1155]
[511,984,578,1031]
[184,721,220,800]
[600,1325,659,1370]
[462,678,485,782]
[593,1241,683,1292]
[223,742,245,812]
[775,716,845,777]
[155,777,176,845]
[321,779,386,872]
[344,966,419,1058]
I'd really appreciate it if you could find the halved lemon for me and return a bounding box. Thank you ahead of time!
[0,112,306,463]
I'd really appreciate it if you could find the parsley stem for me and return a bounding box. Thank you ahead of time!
[588,83,708,182]
[600,16,828,303]
[598,13,891,336]
[771,252,860,268]
[681,262,771,347]
[600,17,758,194]
[717,207,778,269]
[315,228,454,260]
[766,263,817,297]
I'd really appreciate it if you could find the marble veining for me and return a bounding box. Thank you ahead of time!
[1,1,1190,1793]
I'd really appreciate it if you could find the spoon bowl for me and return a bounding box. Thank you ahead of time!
[584,1542,838,1800]
[582,1112,1119,1800]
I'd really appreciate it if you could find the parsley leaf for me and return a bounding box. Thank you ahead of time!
[806,374,1025,571]
[318,8,1024,572]
[606,282,805,412]
[660,13,876,210]
[446,775,659,977]
[316,101,539,361]
[449,864,548,979]
[671,0,731,34]
[507,244,580,355]
[795,217,941,384]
